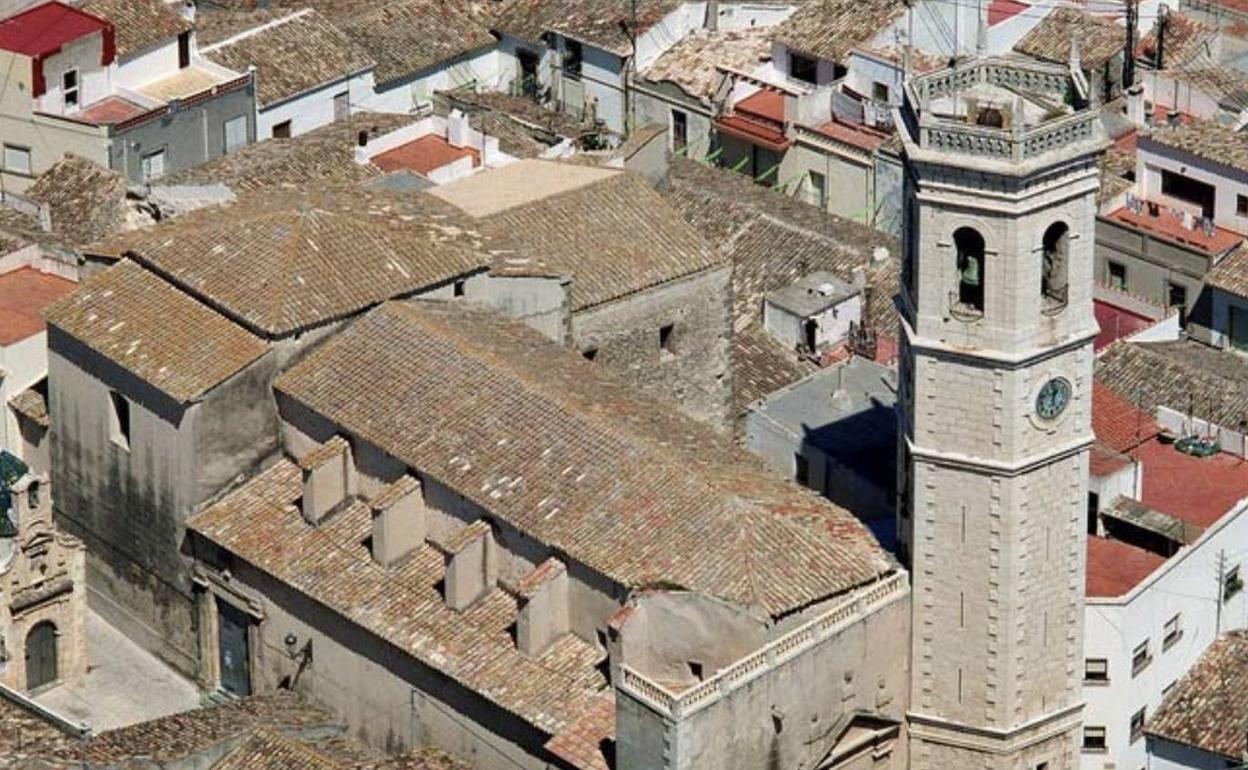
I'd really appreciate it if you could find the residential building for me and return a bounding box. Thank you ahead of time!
[199,9,375,140]
[1082,378,1248,770]
[0,0,256,191]
[353,110,519,184]
[1145,630,1248,769]
[1146,66,1248,128]
[1014,7,1125,102]
[896,57,1107,767]
[185,299,909,770]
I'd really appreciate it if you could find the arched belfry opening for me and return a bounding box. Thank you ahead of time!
[954,227,985,313]
[1041,222,1070,310]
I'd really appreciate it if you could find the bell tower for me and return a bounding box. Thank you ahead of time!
[895,59,1107,769]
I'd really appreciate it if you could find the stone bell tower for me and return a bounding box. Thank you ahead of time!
[894,59,1107,770]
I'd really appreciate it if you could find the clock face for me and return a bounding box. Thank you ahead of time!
[1036,377,1072,420]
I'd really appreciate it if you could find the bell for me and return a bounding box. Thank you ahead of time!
[960,256,981,287]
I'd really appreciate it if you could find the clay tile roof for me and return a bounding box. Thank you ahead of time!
[9,383,49,429]
[430,518,492,555]
[1015,7,1122,69]
[338,0,495,87]
[80,0,191,59]
[1167,66,1248,113]
[773,0,907,63]
[494,0,681,55]
[1098,147,1136,204]
[274,301,892,616]
[1096,340,1248,432]
[298,436,349,471]
[25,154,130,247]
[1138,13,1215,69]
[213,729,342,770]
[1093,380,1161,454]
[42,261,268,403]
[1147,630,1248,758]
[544,694,614,770]
[188,459,608,736]
[643,27,772,103]
[1144,119,1248,175]
[0,267,77,346]
[202,10,374,108]
[91,187,492,337]
[1207,241,1248,300]
[160,112,417,191]
[733,323,817,417]
[370,474,419,510]
[356,748,477,770]
[511,557,567,598]
[433,161,723,311]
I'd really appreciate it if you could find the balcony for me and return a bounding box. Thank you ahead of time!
[1109,199,1244,256]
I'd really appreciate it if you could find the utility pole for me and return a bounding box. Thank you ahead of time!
[1124,0,1138,90]
[1156,3,1170,70]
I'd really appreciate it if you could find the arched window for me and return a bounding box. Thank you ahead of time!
[1042,222,1070,310]
[954,227,985,314]
[25,621,57,691]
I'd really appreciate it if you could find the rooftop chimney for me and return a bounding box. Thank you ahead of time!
[370,475,425,568]
[298,436,352,526]
[1127,84,1146,127]
[511,558,570,657]
[447,110,469,149]
[180,0,196,24]
[432,520,495,611]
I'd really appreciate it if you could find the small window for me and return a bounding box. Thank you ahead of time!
[1224,565,1243,601]
[1238,194,1248,217]
[141,149,165,182]
[3,144,31,175]
[1132,640,1151,676]
[1130,707,1146,743]
[178,30,191,68]
[453,279,466,297]
[27,481,40,510]
[108,391,131,451]
[564,39,583,76]
[1082,726,1107,752]
[582,347,598,362]
[671,109,688,153]
[659,323,674,356]
[224,115,247,154]
[272,120,293,139]
[1163,614,1182,649]
[1084,657,1109,683]
[789,52,817,84]
[808,171,826,209]
[871,81,889,102]
[62,69,79,108]
[794,453,809,485]
[1108,260,1127,291]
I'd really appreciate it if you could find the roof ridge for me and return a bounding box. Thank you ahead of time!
[199,7,314,53]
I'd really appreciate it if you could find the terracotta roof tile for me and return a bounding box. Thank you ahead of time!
[1144,119,1248,176]
[1138,13,1215,69]
[1015,7,1122,68]
[202,9,374,108]
[1207,240,1248,300]
[774,0,906,63]
[1093,380,1161,454]
[26,154,130,247]
[42,261,268,403]
[1096,340,1248,432]
[642,27,772,103]
[544,694,614,770]
[213,729,342,770]
[1085,535,1166,597]
[273,301,893,616]
[9,382,49,429]
[494,0,680,55]
[1147,630,1248,759]
[0,267,76,346]
[733,323,817,418]
[91,187,492,337]
[80,0,191,59]
[339,0,495,86]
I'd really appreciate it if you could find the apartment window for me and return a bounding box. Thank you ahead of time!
[453,279,466,297]
[671,109,688,153]
[1224,565,1243,601]
[62,69,79,108]
[564,39,583,76]
[1239,193,1248,217]
[272,120,292,139]
[1082,726,1107,752]
[1131,640,1151,676]
[1108,260,1127,291]
[223,115,247,155]
[3,144,31,175]
[1084,657,1109,684]
[1163,613,1182,649]
[871,81,889,102]
[108,391,131,451]
[808,171,826,209]
[1130,707,1146,743]
[789,52,817,84]
[659,323,675,357]
[794,453,809,485]
[141,149,165,182]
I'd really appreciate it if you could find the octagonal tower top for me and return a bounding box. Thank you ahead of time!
[898,57,1108,175]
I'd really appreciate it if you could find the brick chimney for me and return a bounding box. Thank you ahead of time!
[298,436,352,525]
[432,520,495,611]
[511,558,569,657]
[370,475,425,567]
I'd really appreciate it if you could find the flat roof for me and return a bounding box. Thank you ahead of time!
[0,1,109,57]
[0,267,76,346]
[765,270,858,317]
[428,159,617,218]
[1086,535,1167,598]
[372,135,480,176]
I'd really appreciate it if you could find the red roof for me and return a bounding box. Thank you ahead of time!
[0,2,108,56]
[0,267,77,346]
[1090,442,1135,477]
[988,0,1029,26]
[1108,203,1244,255]
[716,90,791,152]
[372,135,481,176]
[1094,298,1155,351]
[1132,438,1248,529]
[814,118,888,152]
[1093,380,1161,453]
[1086,535,1167,598]
[736,88,785,122]
[74,95,148,125]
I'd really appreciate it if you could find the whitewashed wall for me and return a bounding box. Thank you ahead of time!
[257,71,373,139]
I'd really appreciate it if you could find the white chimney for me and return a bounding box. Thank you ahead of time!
[433,520,495,611]
[1127,84,1146,127]
[299,436,352,525]
[370,475,425,568]
[447,110,469,149]
[511,558,570,657]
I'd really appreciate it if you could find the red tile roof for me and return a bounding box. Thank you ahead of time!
[1094,297,1155,351]
[1086,535,1167,597]
[372,135,481,176]
[814,118,889,152]
[0,1,110,58]
[74,95,148,125]
[1093,380,1161,454]
[737,88,785,122]
[545,694,614,770]
[1108,204,1244,255]
[716,89,792,151]
[1132,438,1248,529]
[0,267,76,346]
[988,0,1029,26]
[1090,442,1135,477]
